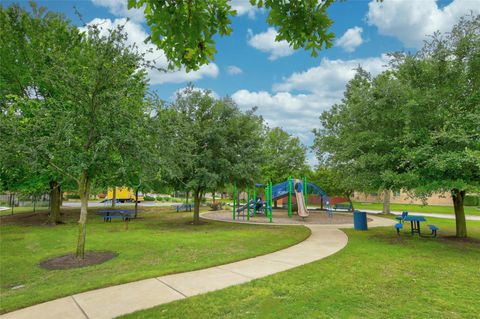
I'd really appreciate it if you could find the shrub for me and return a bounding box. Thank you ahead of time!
[208,202,224,211]
[144,195,155,201]
[156,196,163,201]
[65,194,80,199]
[464,195,479,206]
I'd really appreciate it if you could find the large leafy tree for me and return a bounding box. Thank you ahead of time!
[314,15,480,237]
[313,68,408,213]
[128,0,334,70]
[2,6,150,257]
[393,15,480,237]
[0,3,82,223]
[155,87,265,223]
[261,127,308,184]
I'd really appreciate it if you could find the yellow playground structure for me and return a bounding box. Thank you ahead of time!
[107,187,144,203]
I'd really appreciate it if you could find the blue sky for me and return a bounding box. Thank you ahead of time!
[6,0,480,164]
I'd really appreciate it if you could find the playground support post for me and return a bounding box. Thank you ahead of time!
[253,188,256,216]
[265,185,268,221]
[288,176,292,218]
[233,181,236,220]
[303,177,307,206]
[247,188,250,221]
[269,181,273,223]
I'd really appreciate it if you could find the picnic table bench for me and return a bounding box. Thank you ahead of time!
[172,203,193,212]
[404,215,426,235]
[98,209,138,222]
[395,215,439,237]
[333,203,353,211]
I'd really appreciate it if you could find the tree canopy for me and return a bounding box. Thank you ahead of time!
[261,127,308,184]
[128,0,334,70]
[0,3,83,222]
[154,87,265,223]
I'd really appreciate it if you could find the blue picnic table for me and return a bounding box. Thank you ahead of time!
[404,215,426,235]
[97,209,140,222]
[172,203,193,212]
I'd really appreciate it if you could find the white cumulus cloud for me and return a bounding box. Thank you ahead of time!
[91,0,145,22]
[230,0,259,18]
[366,0,480,48]
[247,28,295,60]
[336,26,364,52]
[81,18,219,85]
[226,65,243,75]
[232,55,390,147]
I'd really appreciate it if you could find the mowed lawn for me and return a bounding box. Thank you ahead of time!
[123,217,480,319]
[353,202,480,216]
[0,207,310,314]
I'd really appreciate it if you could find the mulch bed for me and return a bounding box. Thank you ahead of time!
[39,251,118,270]
[0,210,74,226]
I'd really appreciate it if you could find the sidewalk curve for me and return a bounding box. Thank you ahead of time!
[1,215,394,319]
[362,209,480,221]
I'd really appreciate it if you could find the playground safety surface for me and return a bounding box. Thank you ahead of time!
[203,209,371,225]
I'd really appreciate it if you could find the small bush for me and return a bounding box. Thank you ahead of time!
[144,195,155,201]
[208,202,224,211]
[65,194,80,200]
[156,196,164,201]
[464,195,479,206]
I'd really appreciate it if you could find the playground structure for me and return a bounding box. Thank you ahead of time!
[232,177,331,223]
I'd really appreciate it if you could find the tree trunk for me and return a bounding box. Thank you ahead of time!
[48,180,62,224]
[10,193,14,215]
[112,187,116,208]
[33,195,36,213]
[382,189,391,214]
[134,188,139,218]
[212,191,216,203]
[193,190,202,224]
[346,191,354,211]
[452,189,467,238]
[320,196,324,210]
[76,171,91,259]
[186,191,189,204]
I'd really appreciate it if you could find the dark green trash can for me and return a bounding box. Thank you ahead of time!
[353,210,368,230]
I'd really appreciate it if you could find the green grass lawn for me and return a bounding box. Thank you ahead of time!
[122,217,480,319]
[0,207,310,314]
[353,202,480,216]
[0,206,49,216]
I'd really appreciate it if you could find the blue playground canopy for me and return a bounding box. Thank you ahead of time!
[270,180,330,207]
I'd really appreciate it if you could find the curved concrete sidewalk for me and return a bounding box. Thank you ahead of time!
[362,209,480,221]
[1,215,394,319]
